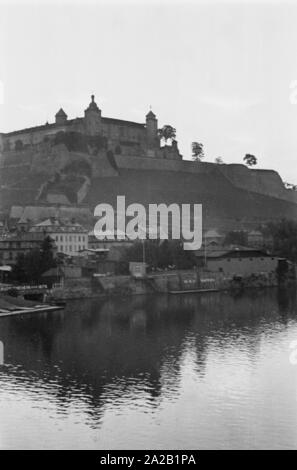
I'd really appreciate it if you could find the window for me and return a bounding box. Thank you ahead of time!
[60,235,63,241]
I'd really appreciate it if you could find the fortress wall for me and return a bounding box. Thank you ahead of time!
[249,170,297,203]
[283,189,297,203]
[91,150,119,177]
[102,122,145,143]
[115,154,215,174]
[2,116,146,152]
[3,127,61,148]
[1,147,34,166]
[215,164,297,204]
[115,156,297,205]
[1,143,297,225]
[249,169,285,195]
[2,120,86,150]
[30,144,76,175]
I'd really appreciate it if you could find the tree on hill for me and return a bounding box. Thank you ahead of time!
[158,125,176,145]
[244,154,257,167]
[192,142,205,161]
[215,156,224,164]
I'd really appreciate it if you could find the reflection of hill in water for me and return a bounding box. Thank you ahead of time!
[0,288,296,424]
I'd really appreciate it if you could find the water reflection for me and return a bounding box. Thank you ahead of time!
[0,288,297,449]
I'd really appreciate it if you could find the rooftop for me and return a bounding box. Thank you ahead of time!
[0,232,52,242]
[55,108,67,117]
[204,229,224,239]
[196,247,272,259]
[30,218,88,234]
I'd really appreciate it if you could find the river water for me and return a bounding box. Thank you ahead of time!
[0,288,297,449]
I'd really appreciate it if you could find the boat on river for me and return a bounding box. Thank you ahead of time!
[0,295,64,318]
[0,304,64,317]
[169,288,219,295]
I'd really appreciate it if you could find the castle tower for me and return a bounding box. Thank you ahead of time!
[145,109,158,149]
[55,108,67,126]
[84,94,101,135]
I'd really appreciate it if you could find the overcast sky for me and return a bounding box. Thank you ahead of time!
[0,0,297,184]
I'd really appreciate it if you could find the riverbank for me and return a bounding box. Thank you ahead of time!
[49,269,284,300]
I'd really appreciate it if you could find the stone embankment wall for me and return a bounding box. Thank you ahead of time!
[50,269,280,300]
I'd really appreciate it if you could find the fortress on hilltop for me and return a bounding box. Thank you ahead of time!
[0,95,296,230]
[0,95,182,161]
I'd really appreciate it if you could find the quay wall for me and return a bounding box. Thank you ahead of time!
[50,270,279,300]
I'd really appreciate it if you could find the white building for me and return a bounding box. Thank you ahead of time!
[30,218,88,256]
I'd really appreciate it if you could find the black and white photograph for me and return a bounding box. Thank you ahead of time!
[0,0,297,454]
